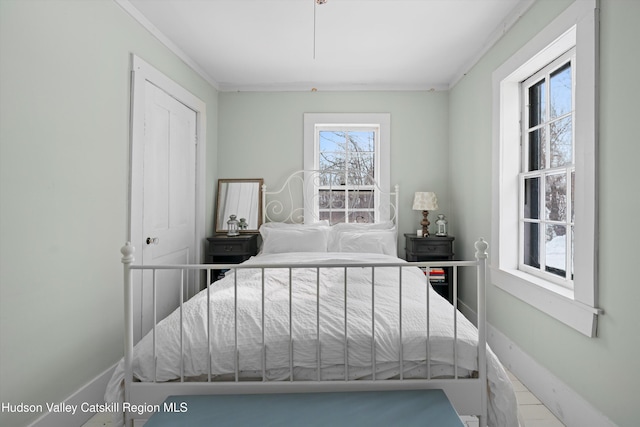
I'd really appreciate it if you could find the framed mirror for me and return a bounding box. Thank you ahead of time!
[216,178,264,234]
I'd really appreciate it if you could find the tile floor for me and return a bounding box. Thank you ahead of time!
[82,371,565,427]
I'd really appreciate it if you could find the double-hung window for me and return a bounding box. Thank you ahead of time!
[521,49,575,288]
[316,127,377,223]
[491,0,601,337]
[304,113,391,224]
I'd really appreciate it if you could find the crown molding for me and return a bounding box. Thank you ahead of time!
[114,0,220,90]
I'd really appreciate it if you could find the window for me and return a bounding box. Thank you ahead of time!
[520,49,575,288]
[316,127,377,223]
[304,113,390,224]
[491,0,601,337]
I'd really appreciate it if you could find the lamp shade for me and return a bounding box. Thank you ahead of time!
[413,192,438,211]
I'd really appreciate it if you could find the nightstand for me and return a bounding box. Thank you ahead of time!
[206,234,259,282]
[404,234,455,303]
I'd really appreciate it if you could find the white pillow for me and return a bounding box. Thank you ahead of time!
[260,221,329,243]
[336,230,398,256]
[260,228,329,254]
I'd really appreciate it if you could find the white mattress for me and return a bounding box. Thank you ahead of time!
[105,252,517,426]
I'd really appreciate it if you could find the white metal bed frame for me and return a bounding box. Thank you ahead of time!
[119,171,489,426]
[261,169,399,226]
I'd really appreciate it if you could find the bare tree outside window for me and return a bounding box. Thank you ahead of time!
[318,129,377,223]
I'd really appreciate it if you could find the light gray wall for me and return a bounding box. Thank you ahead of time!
[218,90,450,252]
[448,1,640,426]
[0,1,218,426]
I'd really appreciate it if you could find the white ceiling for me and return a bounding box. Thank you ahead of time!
[122,0,533,92]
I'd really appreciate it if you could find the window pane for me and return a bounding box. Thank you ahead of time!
[523,222,539,268]
[348,190,374,210]
[524,177,540,219]
[550,116,572,167]
[545,173,567,221]
[546,224,566,278]
[550,62,572,119]
[348,152,374,185]
[528,128,545,171]
[318,190,345,209]
[318,170,345,186]
[348,130,375,152]
[319,211,346,223]
[319,131,345,152]
[319,152,346,175]
[528,80,546,127]
[349,211,375,223]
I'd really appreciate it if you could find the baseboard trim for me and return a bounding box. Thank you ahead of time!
[457,299,478,327]
[487,324,616,427]
[27,363,118,427]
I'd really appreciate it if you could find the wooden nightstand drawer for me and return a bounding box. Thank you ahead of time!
[405,235,454,260]
[409,239,452,257]
[207,234,258,257]
[209,240,249,255]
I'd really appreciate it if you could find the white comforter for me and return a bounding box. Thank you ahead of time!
[105,252,517,426]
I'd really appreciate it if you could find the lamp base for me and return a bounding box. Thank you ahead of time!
[420,210,431,237]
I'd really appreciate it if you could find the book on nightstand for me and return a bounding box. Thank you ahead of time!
[418,267,447,282]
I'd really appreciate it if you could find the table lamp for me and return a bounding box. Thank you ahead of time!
[412,192,438,237]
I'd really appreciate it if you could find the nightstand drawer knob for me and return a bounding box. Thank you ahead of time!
[146,237,159,245]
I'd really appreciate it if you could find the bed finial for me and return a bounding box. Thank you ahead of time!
[121,242,135,264]
[474,238,488,260]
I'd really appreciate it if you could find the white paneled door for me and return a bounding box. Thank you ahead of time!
[140,81,197,334]
[129,55,206,344]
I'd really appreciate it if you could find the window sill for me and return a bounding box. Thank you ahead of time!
[490,267,602,337]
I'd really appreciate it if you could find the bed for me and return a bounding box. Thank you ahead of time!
[105,171,518,427]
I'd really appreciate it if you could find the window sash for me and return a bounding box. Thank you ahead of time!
[518,169,575,288]
[317,186,376,223]
[314,125,381,223]
[519,49,575,289]
[521,49,576,172]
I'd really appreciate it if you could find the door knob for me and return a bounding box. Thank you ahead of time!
[146,237,159,245]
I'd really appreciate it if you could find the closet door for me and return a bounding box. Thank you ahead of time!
[128,55,206,343]
[140,81,197,336]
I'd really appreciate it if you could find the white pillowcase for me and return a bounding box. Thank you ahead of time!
[259,222,330,254]
[258,221,397,255]
[335,230,398,256]
[260,228,329,254]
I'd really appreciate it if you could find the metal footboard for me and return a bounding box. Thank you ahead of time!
[120,239,488,426]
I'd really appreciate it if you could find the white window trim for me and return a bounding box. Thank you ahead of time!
[303,113,391,223]
[491,0,602,337]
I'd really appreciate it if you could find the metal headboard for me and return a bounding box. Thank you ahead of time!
[262,170,399,228]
